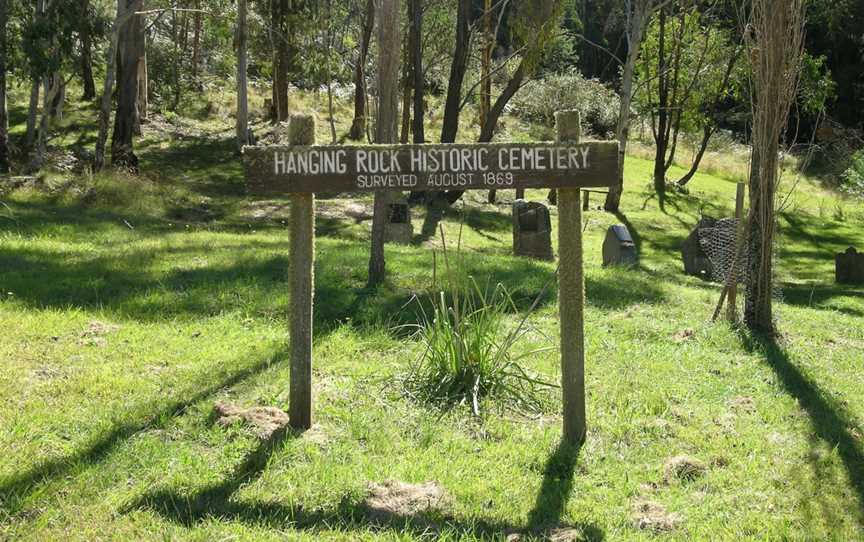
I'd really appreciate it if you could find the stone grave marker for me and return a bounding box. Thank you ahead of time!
[512,200,554,261]
[836,247,864,284]
[603,224,638,267]
[384,196,413,244]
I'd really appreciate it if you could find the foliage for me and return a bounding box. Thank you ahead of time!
[840,150,864,196]
[402,234,555,414]
[510,70,620,137]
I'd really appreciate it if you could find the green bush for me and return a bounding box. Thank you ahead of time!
[841,150,864,196]
[401,232,556,415]
[510,70,620,138]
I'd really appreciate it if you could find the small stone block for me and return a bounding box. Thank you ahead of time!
[513,200,554,261]
[603,224,638,267]
[836,247,864,284]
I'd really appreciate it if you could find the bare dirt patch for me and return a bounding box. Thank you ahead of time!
[362,480,451,523]
[78,321,120,346]
[214,402,290,439]
[632,499,682,532]
[728,395,756,413]
[663,455,708,483]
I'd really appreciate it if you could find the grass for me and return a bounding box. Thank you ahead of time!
[1,87,864,541]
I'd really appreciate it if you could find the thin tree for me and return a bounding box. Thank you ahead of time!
[604,0,672,212]
[367,0,401,287]
[110,0,145,170]
[744,0,805,333]
[96,0,141,171]
[235,0,249,151]
[439,0,471,144]
[80,1,97,101]
[0,0,8,173]
[349,0,374,141]
[410,0,424,145]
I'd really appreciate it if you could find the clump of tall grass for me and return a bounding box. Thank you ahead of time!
[401,226,557,415]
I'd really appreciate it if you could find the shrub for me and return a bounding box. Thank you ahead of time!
[840,150,864,196]
[510,70,620,138]
[401,231,556,415]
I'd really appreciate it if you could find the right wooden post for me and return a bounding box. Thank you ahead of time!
[727,182,746,322]
[555,110,587,445]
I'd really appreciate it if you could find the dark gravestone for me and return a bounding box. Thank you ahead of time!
[682,217,717,279]
[836,247,864,284]
[603,224,638,267]
[385,197,413,244]
[513,200,554,261]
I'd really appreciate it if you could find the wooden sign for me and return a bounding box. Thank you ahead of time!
[243,142,619,195]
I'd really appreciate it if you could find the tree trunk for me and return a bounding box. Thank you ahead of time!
[482,0,494,203]
[235,0,249,151]
[411,0,424,145]
[440,0,471,144]
[0,0,7,173]
[652,7,668,208]
[605,1,649,212]
[349,0,374,141]
[191,0,201,78]
[368,0,401,288]
[273,0,290,122]
[80,3,97,101]
[95,0,132,171]
[25,81,39,151]
[111,0,144,171]
[400,30,412,144]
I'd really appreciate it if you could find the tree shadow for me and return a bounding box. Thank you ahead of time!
[134,433,603,540]
[0,346,287,516]
[781,284,864,318]
[738,332,864,523]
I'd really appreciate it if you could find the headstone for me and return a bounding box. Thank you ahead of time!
[681,217,716,279]
[603,224,638,267]
[836,247,864,284]
[513,199,553,261]
[384,196,413,244]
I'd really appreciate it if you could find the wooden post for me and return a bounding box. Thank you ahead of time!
[555,110,586,445]
[727,182,745,322]
[288,114,315,430]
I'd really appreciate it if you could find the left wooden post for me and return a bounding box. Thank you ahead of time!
[288,114,315,430]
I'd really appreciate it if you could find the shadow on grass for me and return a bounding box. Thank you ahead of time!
[525,440,603,540]
[134,435,602,540]
[0,347,287,517]
[739,333,864,522]
[780,284,864,318]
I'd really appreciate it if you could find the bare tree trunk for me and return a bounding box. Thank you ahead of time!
[605,0,651,212]
[111,0,145,171]
[440,0,471,144]
[80,3,97,101]
[191,0,201,79]
[25,81,39,151]
[400,30,412,144]
[411,0,424,145]
[235,0,249,151]
[349,0,374,140]
[0,0,7,173]
[652,7,668,208]
[368,0,401,288]
[744,0,804,334]
[273,0,290,122]
[95,1,132,171]
[482,0,494,203]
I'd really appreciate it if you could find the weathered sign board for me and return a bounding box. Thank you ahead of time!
[242,111,618,446]
[243,142,619,195]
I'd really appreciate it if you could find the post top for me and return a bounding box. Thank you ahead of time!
[555,110,582,143]
[289,114,316,145]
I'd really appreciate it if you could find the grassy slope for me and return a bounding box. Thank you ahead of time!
[1,90,863,541]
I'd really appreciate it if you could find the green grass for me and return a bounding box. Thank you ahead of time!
[1,88,864,541]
